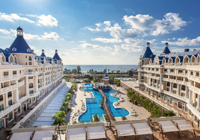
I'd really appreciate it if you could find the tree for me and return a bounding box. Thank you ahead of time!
[111,70,114,74]
[72,69,77,74]
[52,111,66,125]
[127,70,133,77]
[103,69,107,74]
[108,69,110,73]
[109,76,115,84]
[116,70,120,74]
[89,69,94,74]
[77,66,81,74]
[63,68,67,74]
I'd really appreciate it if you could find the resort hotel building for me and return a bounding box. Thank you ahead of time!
[0,27,63,129]
[136,42,200,128]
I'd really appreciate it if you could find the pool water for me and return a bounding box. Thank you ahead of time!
[78,86,129,122]
[115,78,132,81]
[84,83,93,87]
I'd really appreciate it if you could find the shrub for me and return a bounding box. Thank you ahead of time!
[93,113,99,122]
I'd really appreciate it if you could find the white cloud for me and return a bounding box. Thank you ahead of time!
[123,13,186,36]
[41,32,59,40]
[36,15,58,27]
[86,27,101,32]
[80,43,112,52]
[104,21,111,26]
[92,37,122,43]
[162,36,200,46]
[112,44,143,55]
[0,29,10,34]
[95,23,101,27]
[0,12,34,23]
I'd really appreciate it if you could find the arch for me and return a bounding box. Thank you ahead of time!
[9,55,14,63]
[164,95,167,102]
[14,55,18,64]
[168,57,173,64]
[29,83,33,88]
[191,55,195,63]
[1,54,5,62]
[29,56,32,61]
[197,54,200,63]
[175,57,180,64]
[183,56,189,64]
[149,59,152,64]
[178,101,182,109]
[170,98,174,105]
[162,58,166,64]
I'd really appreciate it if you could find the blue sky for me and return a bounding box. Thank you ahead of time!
[0,0,200,64]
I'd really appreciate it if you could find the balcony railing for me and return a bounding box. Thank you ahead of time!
[0,101,20,119]
[24,72,39,75]
[3,75,9,79]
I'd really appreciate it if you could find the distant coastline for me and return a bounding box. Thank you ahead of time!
[63,65,138,72]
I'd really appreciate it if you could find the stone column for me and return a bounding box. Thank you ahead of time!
[197,94,200,110]
[25,76,29,95]
[44,73,46,86]
[15,80,19,102]
[177,84,179,95]
[189,90,192,104]
[5,93,8,107]
[35,75,38,92]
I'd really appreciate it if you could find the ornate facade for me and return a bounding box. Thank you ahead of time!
[0,27,63,129]
[138,42,200,128]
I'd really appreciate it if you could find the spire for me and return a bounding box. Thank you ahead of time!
[53,49,62,60]
[140,42,154,58]
[162,42,171,54]
[41,49,46,57]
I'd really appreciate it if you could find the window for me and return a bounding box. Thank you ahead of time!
[178,102,182,109]
[158,93,161,98]
[173,90,176,94]
[25,56,27,58]
[8,92,12,98]
[29,99,31,105]
[185,104,188,112]
[170,98,174,105]
[0,96,3,102]
[0,104,4,111]
[181,86,185,91]
[181,93,185,97]
[164,95,167,102]
[173,84,177,88]
[8,112,13,121]
[17,107,21,114]
[0,119,4,129]
[8,100,12,106]
[167,82,170,87]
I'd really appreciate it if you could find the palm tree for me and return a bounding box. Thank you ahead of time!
[52,111,66,125]
[77,66,81,74]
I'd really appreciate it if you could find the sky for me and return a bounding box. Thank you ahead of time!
[0,0,200,65]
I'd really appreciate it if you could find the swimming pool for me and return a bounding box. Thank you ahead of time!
[78,85,129,122]
[84,83,93,87]
[115,78,133,81]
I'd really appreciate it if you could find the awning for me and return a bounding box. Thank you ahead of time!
[133,123,152,135]
[10,132,33,140]
[116,124,135,137]
[87,126,106,140]
[173,119,194,131]
[159,121,179,132]
[67,127,86,140]
[32,130,54,140]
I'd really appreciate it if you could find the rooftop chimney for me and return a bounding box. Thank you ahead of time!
[184,49,189,52]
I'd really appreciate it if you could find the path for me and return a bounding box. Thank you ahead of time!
[26,82,72,127]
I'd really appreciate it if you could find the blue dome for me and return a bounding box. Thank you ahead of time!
[41,49,46,57]
[17,27,23,31]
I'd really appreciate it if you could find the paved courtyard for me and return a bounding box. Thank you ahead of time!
[67,83,150,124]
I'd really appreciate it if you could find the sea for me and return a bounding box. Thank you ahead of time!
[63,65,138,72]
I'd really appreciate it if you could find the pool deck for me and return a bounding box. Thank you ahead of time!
[68,83,150,124]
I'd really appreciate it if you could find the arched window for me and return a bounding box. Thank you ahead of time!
[2,55,5,62]
[183,56,189,64]
[158,93,161,98]
[173,83,177,88]
[197,55,200,63]
[175,57,179,64]
[168,58,172,63]
[29,83,33,88]
[149,59,152,64]
[178,102,182,109]
[162,59,165,64]
[164,95,167,102]
[191,56,195,63]
[170,98,174,105]
[10,55,14,62]
[29,56,32,61]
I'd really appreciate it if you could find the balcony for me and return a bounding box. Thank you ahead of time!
[28,79,34,83]
[19,95,29,103]
[187,103,200,120]
[18,80,25,87]
[29,91,40,97]
[163,90,188,102]
[0,101,21,118]
[24,72,39,76]
[38,75,43,79]
[3,75,9,80]
[12,74,18,78]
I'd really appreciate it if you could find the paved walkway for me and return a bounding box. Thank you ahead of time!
[26,82,72,127]
[67,83,150,124]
